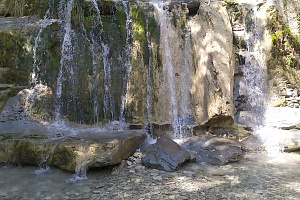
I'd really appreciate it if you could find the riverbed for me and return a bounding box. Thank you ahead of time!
[1,152,300,200]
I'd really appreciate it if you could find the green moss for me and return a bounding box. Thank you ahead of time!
[132,6,146,45]
[12,141,38,165]
[147,16,159,43]
[48,145,76,171]
[0,31,32,85]
[114,6,127,46]
[0,134,13,141]
[3,0,48,18]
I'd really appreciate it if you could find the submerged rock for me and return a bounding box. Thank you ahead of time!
[141,136,190,171]
[0,130,146,172]
[182,135,244,165]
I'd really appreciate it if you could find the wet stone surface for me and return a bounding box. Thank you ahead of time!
[1,152,300,200]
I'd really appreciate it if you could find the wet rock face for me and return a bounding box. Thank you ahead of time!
[0,130,146,172]
[141,136,190,171]
[0,87,53,122]
[0,0,236,131]
[182,135,244,165]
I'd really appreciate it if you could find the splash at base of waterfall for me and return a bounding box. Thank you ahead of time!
[250,106,300,156]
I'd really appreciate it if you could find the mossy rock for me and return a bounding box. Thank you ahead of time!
[2,0,49,18]
[0,31,32,85]
[48,144,77,172]
[0,130,145,172]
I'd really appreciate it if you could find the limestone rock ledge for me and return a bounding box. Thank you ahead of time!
[0,130,146,172]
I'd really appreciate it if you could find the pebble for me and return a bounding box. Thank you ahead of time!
[152,176,163,181]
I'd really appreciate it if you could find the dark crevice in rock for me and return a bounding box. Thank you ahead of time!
[187,2,200,16]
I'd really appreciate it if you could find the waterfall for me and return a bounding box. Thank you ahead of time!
[26,6,59,115]
[90,0,101,124]
[242,5,267,128]
[119,1,132,122]
[177,24,194,138]
[152,2,182,138]
[32,9,58,86]
[233,1,290,155]
[91,0,115,123]
[102,43,115,122]
[144,16,156,143]
[55,0,75,122]
[80,22,101,124]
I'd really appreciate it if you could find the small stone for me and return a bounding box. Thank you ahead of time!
[133,152,142,158]
[127,161,133,166]
[135,179,141,183]
[152,176,163,181]
[129,169,135,173]
[95,183,106,189]
[135,165,144,171]
[168,195,176,199]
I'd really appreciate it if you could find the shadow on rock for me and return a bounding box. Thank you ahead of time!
[182,135,244,165]
[141,136,190,172]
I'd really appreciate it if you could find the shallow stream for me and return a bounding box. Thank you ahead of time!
[1,152,300,200]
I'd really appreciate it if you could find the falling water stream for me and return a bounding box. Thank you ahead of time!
[152,2,180,138]
[119,0,132,123]
[233,0,300,155]
[55,0,75,122]
[144,16,154,141]
[177,23,194,139]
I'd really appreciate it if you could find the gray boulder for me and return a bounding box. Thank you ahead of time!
[182,135,244,165]
[0,130,146,172]
[141,136,190,171]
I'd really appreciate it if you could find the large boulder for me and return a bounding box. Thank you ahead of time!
[141,136,190,171]
[182,135,244,165]
[0,130,146,172]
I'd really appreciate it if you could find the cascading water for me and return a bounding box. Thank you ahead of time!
[233,0,295,154]
[152,1,194,139]
[55,0,75,122]
[144,15,156,144]
[152,2,180,138]
[32,9,57,86]
[176,22,194,139]
[91,0,115,123]
[102,43,115,122]
[242,5,267,128]
[26,8,59,115]
[119,0,132,123]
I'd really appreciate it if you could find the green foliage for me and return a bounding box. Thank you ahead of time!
[285,54,297,68]
[267,9,300,84]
